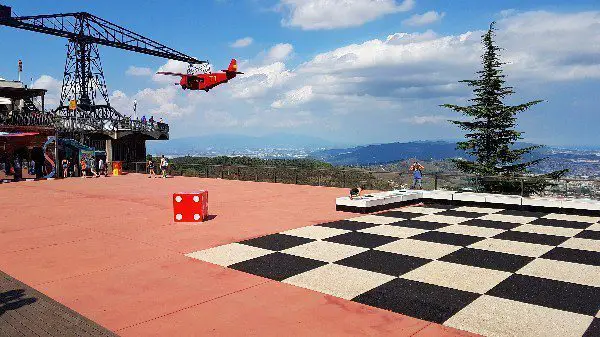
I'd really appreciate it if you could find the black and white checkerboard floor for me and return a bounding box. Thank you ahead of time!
[186,204,600,337]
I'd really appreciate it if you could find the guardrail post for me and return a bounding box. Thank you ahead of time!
[274,169,277,183]
[295,169,298,184]
[318,171,321,186]
[434,173,438,190]
[221,167,224,179]
[237,167,241,180]
[205,166,209,178]
[342,171,346,187]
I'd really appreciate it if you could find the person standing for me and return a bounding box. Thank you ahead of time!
[80,158,87,178]
[410,161,424,190]
[62,159,69,178]
[147,157,156,178]
[160,155,168,178]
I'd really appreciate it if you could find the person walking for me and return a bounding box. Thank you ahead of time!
[160,155,168,178]
[410,161,424,190]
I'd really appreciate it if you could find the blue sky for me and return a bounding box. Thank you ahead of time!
[1,0,599,147]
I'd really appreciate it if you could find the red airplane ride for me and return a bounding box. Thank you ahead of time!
[157,59,243,92]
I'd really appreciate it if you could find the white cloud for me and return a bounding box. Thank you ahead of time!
[403,11,446,26]
[230,37,254,48]
[402,115,450,124]
[271,85,314,108]
[266,43,294,62]
[278,0,415,30]
[126,66,153,76]
[32,75,62,107]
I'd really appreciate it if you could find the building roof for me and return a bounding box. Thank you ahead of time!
[0,85,47,100]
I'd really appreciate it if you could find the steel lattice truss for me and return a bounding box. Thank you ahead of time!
[0,7,205,134]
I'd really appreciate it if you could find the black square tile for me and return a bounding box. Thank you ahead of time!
[424,203,455,210]
[497,209,548,218]
[583,318,600,337]
[487,274,600,316]
[229,252,326,281]
[239,234,314,251]
[530,218,590,229]
[336,250,431,276]
[377,211,425,220]
[576,230,600,240]
[396,220,450,230]
[541,247,600,266]
[439,248,534,272]
[411,231,484,246]
[317,220,379,231]
[436,210,484,218]
[324,232,399,249]
[459,219,521,230]
[493,231,568,246]
[353,278,480,323]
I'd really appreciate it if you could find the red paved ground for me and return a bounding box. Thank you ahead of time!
[0,175,479,336]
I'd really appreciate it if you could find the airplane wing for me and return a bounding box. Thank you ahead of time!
[156,71,188,77]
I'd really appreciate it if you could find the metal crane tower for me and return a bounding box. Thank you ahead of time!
[0,4,207,162]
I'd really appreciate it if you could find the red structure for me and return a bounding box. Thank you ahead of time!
[172,191,209,222]
[158,59,243,92]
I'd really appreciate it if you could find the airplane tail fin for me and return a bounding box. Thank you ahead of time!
[223,59,244,74]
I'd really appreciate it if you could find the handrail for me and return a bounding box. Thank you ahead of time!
[120,161,599,200]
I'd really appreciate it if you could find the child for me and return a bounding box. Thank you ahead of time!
[349,185,363,199]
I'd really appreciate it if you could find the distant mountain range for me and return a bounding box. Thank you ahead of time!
[310,141,469,166]
[147,133,353,156]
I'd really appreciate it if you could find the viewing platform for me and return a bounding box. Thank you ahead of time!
[1,175,598,336]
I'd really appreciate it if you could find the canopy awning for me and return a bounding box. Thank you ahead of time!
[0,131,40,138]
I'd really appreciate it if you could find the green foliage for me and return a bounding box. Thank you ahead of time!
[441,22,566,195]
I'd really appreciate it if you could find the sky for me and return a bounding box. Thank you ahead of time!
[0,0,599,147]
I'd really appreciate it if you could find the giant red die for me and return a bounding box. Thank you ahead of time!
[173,191,208,222]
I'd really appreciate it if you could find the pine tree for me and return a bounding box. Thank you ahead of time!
[441,22,566,195]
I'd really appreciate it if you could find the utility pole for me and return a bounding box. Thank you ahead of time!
[18,59,22,82]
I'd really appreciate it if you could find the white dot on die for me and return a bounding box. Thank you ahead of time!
[193,196,200,202]
[175,196,182,203]
[194,214,201,221]
[176,214,183,220]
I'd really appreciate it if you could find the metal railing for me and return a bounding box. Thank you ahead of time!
[122,162,600,200]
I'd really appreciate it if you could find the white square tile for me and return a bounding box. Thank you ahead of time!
[445,295,594,337]
[358,225,428,238]
[412,214,471,225]
[376,238,461,259]
[468,238,554,258]
[282,264,395,300]
[543,213,600,224]
[281,225,351,240]
[479,213,538,224]
[185,243,272,267]
[436,224,505,238]
[560,237,600,253]
[281,241,367,263]
[512,224,583,237]
[588,223,600,231]
[348,214,402,225]
[401,261,510,294]
[517,258,600,287]
[455,206,502,214]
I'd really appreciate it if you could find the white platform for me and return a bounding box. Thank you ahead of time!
[337,189,600,213]
[336,190,422,209]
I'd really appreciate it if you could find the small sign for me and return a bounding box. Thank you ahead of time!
[69,100,77,110]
